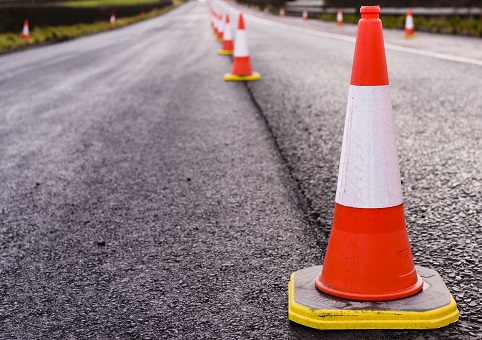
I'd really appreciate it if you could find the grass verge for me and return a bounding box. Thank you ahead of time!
[0,0,184,54]
[315,13,482,37]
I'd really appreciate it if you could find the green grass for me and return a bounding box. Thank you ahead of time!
[0,0,184,53]
[62,0,160,8]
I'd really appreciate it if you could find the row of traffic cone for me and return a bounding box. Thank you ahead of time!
[257,5,417,38]
[207,1,458,331]
[20,14,118,41]
[209,3,260,81]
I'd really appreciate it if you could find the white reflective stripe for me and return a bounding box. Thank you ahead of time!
[405,16,414,30]
[335,85,403,208]
[337,12,343,22]
[223,22,233,41]
[22,25,29,35]
[234,30,249,57]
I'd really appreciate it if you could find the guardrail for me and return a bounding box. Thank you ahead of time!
[284,2,482,16]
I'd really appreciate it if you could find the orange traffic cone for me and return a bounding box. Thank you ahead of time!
[316,5,422,303]
[212,11,218,36]
[302,8,308,21]
[280,7,285,17]
[404,8,416,38]
[264,7,269,15]
[110,13,116,26]
[224,13,260,81]
[336,8,344,26]
[218,14,234,55]
[288,6,458,330]
[217,13,224,42]
[21,19,30,40]
[140,10,145,18]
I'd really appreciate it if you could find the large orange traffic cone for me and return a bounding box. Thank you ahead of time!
[21,19,30,40]
[218,14,234,55]
[336,8,344,26]
[110,13,116,26]
[288,6,458,330]
[224,13,260,81]
[217,13,224,42]
[316,4,422,302]
[404,8,416,38]
[280,7,285,17]
[302,8,308,21]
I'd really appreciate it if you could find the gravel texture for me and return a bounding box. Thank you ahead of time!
[1,1,481,339]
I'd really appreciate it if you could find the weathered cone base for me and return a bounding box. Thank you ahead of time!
[218,49,234,55]
[224,72,261,81]
[288,265,459,330]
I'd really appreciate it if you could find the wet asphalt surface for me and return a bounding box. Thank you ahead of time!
[1,1,481,339]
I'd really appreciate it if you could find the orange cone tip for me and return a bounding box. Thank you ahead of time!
[224,13,260,81]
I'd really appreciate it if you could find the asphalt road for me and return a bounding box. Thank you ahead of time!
[1,1,481,339]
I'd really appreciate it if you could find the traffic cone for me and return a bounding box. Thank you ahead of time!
[302,8,308,21]
[336,8,344,26]
[224,13,260,81]
[404,8,416,38]
[140,10,145,18]
[280,7,285,17]
[218,14,234,55]
[21,19,30,40]
[110,13,116,26]
[213,11,219,36]
[217,13,225,42]
[288,6,459,330]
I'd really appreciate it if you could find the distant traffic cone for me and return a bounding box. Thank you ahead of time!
[224,13,260,81]
[217,13,224,42]
[404,8,416,38]
[213,11,219,36]
[21,19,30,40]
[218,14,234,55]
[288,6,459,330]
[302,8,308,21]
[336,8,344,26]
[280,7,285,17]
[264,7,269,15]
[110,13,116,26]
[140,10,145,18]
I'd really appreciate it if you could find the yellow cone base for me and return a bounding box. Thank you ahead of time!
[288,265,459,330]
[216,38,223,42]
[403,34,417,39]
[224,72,261,82]
[218,49,234,55]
